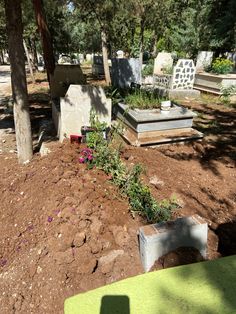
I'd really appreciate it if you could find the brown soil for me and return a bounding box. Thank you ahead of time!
[150,247,204,270]
[0,73,235,313]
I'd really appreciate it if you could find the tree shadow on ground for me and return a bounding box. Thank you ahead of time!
[159,101,236,176]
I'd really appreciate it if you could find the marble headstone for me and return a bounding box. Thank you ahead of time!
[153,52,173,75]
[59,85,112,141]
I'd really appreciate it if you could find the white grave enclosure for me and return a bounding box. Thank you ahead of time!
[52,85,112,142]
[153,52,173,75]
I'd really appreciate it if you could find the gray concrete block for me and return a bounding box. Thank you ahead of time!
[139,215,208,272]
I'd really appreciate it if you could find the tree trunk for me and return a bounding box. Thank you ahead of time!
[32,39,39,68]
[4,0,33,164]
[23,39,35,84]
[139,19,145,66]
[0,50,3,64]
[32,0,55,85]
[101,28,111,85]
[152,31,158,58]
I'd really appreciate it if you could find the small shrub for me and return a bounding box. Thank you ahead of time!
[80,115,178,223]
[211,58,234,75]
[220,84,236,104]
[142,59,154,76]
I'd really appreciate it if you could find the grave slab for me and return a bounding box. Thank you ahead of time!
[139,215,208,272]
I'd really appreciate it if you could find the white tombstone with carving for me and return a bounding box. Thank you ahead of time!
[153,52,173,75]
[196,51,213,72]
[58,85,112,141]
[171,59,196,90]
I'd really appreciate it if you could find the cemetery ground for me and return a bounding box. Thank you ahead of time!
[0,70,235,313]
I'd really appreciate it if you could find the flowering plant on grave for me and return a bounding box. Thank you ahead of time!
[78,148,94,165]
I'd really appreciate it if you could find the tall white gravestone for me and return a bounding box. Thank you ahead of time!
[59,85,112,142]
[153,52,173,75]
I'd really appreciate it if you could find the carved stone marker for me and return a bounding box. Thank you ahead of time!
[153,52,173,75]
[139,215,208,272]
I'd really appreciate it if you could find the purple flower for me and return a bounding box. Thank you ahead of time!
[47,216,53,223]
[0,259,7,267]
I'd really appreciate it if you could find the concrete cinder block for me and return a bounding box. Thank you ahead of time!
[139,215,208,272]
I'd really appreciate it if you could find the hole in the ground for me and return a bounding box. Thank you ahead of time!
[215,220,236,256]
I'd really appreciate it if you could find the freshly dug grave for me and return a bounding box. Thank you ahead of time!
[0,137,235,313]
[0,143,144,314]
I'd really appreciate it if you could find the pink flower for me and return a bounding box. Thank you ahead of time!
[87,155,93,161]
[79,157,85,163]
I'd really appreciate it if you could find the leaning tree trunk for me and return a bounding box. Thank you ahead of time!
[32,0,55,86]
[101,28,111,86]
[139,19,145,66]
[4,0,33,164]
[23,39,35,84]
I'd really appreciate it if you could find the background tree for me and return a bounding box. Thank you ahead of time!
[4,0,33,163]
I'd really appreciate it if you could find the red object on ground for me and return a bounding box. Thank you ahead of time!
[70,134,82,144]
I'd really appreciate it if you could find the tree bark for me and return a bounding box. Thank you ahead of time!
[139,19,145,66]
[101,28,111,85]
[31,39,39,68]
[23,39,35,84]
[32,0,55,85]
[4,0,33,164]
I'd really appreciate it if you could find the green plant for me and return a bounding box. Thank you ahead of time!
[142,59,154,76]
[85,109,107,148]
[220,84,236,104]
[125,90,161,110]
[162,65,173,75]
[211,58,234,75]
[81,117,178,223]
